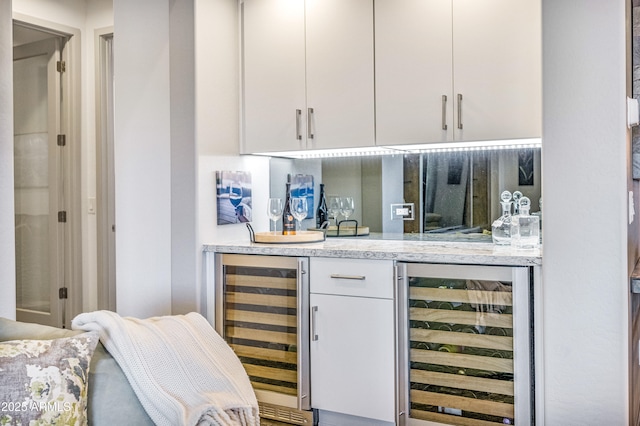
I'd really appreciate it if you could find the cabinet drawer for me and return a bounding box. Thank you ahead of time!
[310,257,394,299]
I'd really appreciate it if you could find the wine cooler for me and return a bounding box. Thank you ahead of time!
[396,263,532,426]
[215,254,313,425]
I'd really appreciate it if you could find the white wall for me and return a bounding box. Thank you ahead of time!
[113,0,172,317]
[542,0,630,423]
[195,0,272,247]
[169,0,198,315]
[0,0,16,320]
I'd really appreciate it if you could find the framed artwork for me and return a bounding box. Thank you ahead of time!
[518,150,535,186]
[290,174,314,219]
[216,171,252,225]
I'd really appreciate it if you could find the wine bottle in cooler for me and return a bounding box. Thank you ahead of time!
[282,182,296,235]
[316,183,329,228]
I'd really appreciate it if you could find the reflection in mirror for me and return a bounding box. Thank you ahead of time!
[421,148,541,234]
[269,148,541,240]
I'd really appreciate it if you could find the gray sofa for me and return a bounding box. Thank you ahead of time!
[0,317,154,425]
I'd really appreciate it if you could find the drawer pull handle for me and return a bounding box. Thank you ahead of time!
[311,306,318,341]
[307,108,315,139]
[295,109,302,140]
[441,95,448,130]
[330,274,366,280]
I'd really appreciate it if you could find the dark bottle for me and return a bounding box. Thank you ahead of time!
[316,183,328,228]
[282,182,296,235]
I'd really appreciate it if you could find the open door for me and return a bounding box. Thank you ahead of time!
[13,30,67,328]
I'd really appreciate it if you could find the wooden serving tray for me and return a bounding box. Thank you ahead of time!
[248,224,326,244]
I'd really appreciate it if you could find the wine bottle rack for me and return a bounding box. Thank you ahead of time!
[407,276,517,426]
[223,264,300,396]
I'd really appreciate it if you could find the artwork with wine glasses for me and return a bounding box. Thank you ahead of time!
[216,170,252,225]
[289,174,314,219]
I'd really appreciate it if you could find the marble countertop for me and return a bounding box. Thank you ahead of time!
[203,235,541,267]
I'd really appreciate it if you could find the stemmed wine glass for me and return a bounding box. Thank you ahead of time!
[290,197,308,231]
[340,197,354,222]
[327,196,341,226]
[228,181,243,218]
[267,198,283,234]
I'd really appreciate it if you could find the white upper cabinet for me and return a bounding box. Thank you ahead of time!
[453,0,541,142]
[241,0,306,154]
[375,0,541,146]
[375,0,454,145]
[241,0,375,154]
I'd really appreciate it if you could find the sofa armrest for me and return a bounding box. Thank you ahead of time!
[0,317,154,426]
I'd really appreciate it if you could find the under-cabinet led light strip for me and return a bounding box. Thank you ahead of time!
[250,138,541,159]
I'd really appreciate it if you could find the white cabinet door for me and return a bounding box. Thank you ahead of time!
[305,0,375,150]
[375,0,454,145]
[375,0,541,147]
[242,0,375,153]
[310,293,395,422]
[241,0,306,154]
[452,0,541,142]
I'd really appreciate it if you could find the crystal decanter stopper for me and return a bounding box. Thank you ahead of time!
[512,191,523,215]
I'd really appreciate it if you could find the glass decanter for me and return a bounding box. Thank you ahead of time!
[510,196,540,249]
[491,190,513,245]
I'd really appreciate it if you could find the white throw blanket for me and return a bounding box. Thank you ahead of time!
[72,311,259,426]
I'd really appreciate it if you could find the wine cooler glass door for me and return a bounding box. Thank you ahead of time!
[215,254,310,413]
[396,263,531,426]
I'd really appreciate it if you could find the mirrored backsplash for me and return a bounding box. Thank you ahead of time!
[269,148,541,241]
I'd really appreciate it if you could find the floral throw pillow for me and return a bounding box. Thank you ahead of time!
[0,331,99,426]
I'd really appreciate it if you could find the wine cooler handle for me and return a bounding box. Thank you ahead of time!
[441,95,448,130]
[330,274,365,280]
[295,109,302,140]
[457,93,463,130]
[307,108,315,139]
[311,306,318,341]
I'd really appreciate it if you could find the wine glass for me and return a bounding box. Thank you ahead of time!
[228,181,243,211]
[290,197,308,231]
[267,198,283,234]
[340,197,354,221]
[327,196,341,226]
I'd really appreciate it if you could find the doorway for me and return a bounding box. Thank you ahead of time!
[96,28,116,312]
[13,19,81,328]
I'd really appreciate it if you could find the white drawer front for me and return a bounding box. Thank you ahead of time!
[310,257,394,299]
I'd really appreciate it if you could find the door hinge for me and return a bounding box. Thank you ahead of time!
[58,211,67,223]
[56,61,66,73]
[57,134,66,146]
[58,287,68,299]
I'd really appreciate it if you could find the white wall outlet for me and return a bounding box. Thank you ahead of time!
[390,203,415,220]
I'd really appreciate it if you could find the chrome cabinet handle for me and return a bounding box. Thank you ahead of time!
[457,93,463,130]
[295,109,302,140]
[311,306,318,341]
[330,274,365,280]
[307,108,314,139]
[441,95,448,130]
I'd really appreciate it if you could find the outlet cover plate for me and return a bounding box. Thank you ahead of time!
[390,203,415,221]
